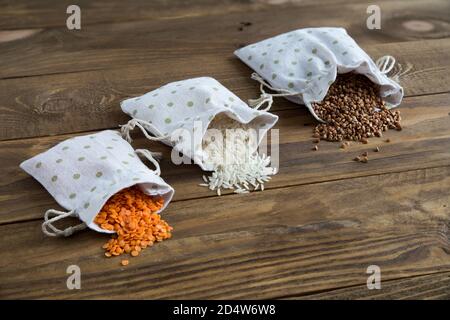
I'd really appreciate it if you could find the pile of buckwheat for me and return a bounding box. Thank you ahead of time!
[312,73,402,145]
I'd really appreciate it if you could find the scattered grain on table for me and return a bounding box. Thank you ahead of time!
[310,73,403,159]
[200,114,276,195]
[95,186,173,260]
[312,73,402,144]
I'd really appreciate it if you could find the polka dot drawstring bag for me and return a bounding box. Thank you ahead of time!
[234,27,404,121]
[119,77,278,171]
[20,130,174,237]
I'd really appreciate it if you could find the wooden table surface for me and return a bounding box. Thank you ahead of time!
[0,0,449,299]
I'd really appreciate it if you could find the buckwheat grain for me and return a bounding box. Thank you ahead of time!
[312,73,402,143]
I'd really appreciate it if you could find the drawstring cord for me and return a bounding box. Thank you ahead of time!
[376,55,396,75]
[248,73,303,111]
[41,121,165,237]
[42,148,162,237]
[376,55,410,83]
[135,149,162,176]
[120,118,169,143]
[42,209,87,237]
[42,149,162,237]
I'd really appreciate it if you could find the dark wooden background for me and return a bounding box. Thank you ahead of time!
[0,0,449,299]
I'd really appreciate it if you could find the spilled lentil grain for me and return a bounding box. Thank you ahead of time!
[95,186,173,261]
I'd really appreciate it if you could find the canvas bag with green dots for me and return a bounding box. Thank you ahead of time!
[120,77,278,171]
[20,130,174,236]
[234,27,404,121]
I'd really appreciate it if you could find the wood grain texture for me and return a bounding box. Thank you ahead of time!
[0,166,449,299]
[0,39,449,140]
[0,0,260,30]
[1,0,450,300]
[2,92,450,224]
[0,0,449,79]
[295,272,450,300]
[1,0,448,32]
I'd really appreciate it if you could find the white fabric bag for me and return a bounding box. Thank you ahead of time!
[234,27,404,121]
[120,77,278,171]
[20,130,174,237]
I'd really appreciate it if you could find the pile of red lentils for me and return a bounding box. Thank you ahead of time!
[95,186,173,266]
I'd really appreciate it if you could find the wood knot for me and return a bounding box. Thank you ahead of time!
[0,29,42,43]
[402,20,435,32]
[382,15,450,40]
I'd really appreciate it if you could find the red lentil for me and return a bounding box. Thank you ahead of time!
[95,186,173,258]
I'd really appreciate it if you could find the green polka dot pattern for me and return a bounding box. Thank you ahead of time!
[20,130,175,234]
[233,27,404,114]
[117,76,279,174]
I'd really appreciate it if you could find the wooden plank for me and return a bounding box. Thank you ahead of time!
[293,272,450,299]
[1,92,450,224]
[1,0,448,32]
[1,0,449,79]
[0,0,259,30]
[0,39,449,141]
[1,0,448,301]
[0,0,351,30]
[0,166,449,299]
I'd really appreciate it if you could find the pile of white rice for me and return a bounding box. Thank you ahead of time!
[199,114,277,195]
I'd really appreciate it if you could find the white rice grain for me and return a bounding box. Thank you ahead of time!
[199,114,277,195]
